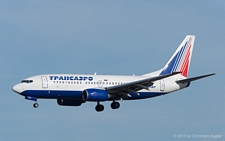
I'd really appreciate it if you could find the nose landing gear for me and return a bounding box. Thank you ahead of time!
[25,96,39,108]
[33,102,39,108]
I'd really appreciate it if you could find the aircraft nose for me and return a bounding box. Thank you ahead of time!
[12,84,23,94]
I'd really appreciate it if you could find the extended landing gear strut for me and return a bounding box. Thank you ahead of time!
[95,102,104,112]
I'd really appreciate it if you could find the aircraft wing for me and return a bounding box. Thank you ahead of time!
[106,72,180,98]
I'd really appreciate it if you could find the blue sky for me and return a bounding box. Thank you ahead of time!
[0,1,224,141]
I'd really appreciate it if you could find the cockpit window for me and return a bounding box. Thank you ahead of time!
[21,80,33,83]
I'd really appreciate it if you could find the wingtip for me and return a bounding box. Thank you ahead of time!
[206,73,216,76]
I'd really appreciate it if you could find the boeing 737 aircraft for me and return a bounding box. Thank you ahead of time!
[12,35,215,112]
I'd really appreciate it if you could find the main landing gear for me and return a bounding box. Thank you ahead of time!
[95,102,104,112]
[111,101,120,109]
[95,101,120,112]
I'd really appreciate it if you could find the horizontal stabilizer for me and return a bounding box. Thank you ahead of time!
[176,73,216,83]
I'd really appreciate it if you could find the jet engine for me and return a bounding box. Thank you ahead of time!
[82,89,109,101]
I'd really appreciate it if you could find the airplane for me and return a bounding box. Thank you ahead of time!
[12,35,215,112]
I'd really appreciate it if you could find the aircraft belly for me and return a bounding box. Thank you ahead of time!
[21,90,83,99]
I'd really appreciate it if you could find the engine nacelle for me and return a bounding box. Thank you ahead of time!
[57,99,85,106]
[82,89,109,101]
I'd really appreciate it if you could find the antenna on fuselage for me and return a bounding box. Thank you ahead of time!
[94,72,97,75]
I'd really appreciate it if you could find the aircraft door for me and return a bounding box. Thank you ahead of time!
[160,80,165,91]
[41,76,48,88]
[98,80,103,88]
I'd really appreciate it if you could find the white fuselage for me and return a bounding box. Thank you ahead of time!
[13,73,188,100]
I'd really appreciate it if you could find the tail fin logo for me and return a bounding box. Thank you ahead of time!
[160,37,194,77]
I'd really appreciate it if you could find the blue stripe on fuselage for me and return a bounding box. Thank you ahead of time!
[20,90,166,100]
[21,90,83,99]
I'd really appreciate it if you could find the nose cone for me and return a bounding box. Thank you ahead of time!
[12,84,23,94]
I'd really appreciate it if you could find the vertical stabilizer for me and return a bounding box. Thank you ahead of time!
[160,35,195,77]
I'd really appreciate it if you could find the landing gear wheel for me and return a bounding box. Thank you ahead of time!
[95,104,104,112]
[111,102,120,109]
[33,103,39,108]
